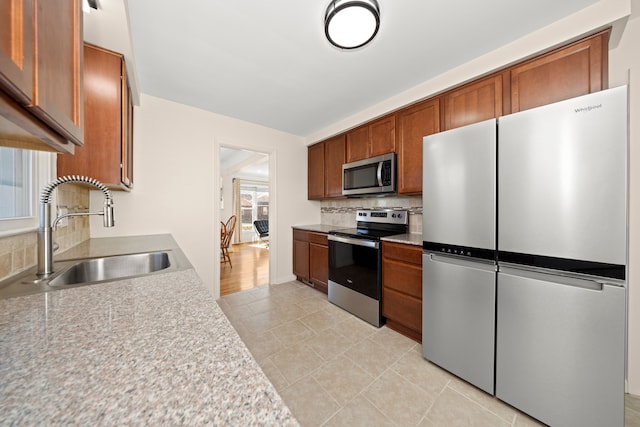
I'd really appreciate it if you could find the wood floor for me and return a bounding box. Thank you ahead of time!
[220,242,269,296]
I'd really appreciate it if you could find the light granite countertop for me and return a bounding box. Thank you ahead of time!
[382,232,423,246]
[293,225,423,247]
[292,224,343,233]
[0,235,298,426]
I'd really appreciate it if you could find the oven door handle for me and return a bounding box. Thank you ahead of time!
[328,234,379,249]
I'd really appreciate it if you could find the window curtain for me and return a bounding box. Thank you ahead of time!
[232,178,242,244]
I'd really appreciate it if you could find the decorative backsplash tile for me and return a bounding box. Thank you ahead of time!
[0,184,90,282]
[321,195,423,233]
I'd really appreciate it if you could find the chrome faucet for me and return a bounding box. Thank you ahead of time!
[37,175,115,276]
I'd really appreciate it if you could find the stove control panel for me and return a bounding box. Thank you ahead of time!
[356,209,408,225]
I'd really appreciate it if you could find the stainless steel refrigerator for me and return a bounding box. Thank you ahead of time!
[422,118,497,395]
[422,86,627,427]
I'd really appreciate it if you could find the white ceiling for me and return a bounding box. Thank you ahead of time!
[219,147,269,181]
[122,0,601,138]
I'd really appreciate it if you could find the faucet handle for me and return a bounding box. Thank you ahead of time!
[103,199,115,227]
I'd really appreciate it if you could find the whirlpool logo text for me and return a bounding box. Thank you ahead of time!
[574,103,603,113]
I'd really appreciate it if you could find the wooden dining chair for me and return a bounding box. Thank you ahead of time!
[220,215,237,267]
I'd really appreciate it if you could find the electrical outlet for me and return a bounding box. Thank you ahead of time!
[57,207,69,227]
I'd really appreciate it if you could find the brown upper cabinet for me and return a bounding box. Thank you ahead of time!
[346,113,396,162]
[307,134,345,200]
[510,30,608,113]
[308,142,325,200]
[307,29,609,199]
[324,134,346,198]
[396,98,440,194]
[0,0,34,103]
[58,44,134,190]
[443,73,504,131]
[0,0,83,153]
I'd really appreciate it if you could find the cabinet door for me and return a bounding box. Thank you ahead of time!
[370,114,396,157]
[382,287,422,341]
[382,241,423,342]
[0,0,33,103]
[122,83,134,188]
[309,242,328,293]
[346,125,369,162]
[308,142,325,200]
[510,31,608,113]
[397,98,440,194]
[382,258,422,299]
[293,239,310,281]
[443,74,503,130]
[58,44,124,187]
[28,0,83,145]
[324,134,345,198]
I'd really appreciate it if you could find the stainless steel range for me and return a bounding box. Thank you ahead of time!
[328,209,408,327]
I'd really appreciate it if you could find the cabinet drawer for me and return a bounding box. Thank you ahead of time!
[293,229,328,246]
[382,258,422,298]
[293,229,310,241]
[308,232,327,246]
[382,241,422,265]
[382,287,422,333]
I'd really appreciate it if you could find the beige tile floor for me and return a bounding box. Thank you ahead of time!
[218,280,640,427]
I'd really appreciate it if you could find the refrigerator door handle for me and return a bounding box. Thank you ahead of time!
[427,252,496,272]
[499,265,612,291]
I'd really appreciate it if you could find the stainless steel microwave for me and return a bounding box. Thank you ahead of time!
[342,153,396,196]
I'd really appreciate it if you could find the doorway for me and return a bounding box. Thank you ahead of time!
[219,147,270,296]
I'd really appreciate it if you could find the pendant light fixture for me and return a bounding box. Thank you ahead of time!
[324,0,380,50]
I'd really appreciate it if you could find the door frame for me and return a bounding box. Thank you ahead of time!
[214,138,275,298]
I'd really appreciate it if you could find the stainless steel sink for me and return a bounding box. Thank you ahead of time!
[0,249,187,300]
[48,251,171,286]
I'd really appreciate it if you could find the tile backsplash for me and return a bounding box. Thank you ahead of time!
[0,184,90,282]
[321,195,422,233]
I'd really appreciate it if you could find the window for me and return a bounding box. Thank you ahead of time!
[239,182,269,242]
[0,147,32,219]
[0,147,54,236]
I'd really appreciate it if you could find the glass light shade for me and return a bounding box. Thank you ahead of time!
[325,0,380,49]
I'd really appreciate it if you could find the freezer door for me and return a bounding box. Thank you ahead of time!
[498,86,627,268]
[422,252,496,394]
[422,119,496,251]
[496,268,626,427]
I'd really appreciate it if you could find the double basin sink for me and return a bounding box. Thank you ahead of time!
[0,251,177,299]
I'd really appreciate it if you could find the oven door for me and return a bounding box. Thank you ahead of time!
[328,234,381,299]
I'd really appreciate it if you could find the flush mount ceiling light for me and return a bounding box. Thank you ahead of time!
[324,0,380,50]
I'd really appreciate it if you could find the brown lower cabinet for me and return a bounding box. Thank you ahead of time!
[293,228,328,294]
[382,241,422,342]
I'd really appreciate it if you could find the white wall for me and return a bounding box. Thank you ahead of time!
[90,94,320,297]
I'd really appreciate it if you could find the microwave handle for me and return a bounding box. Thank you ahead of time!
[377,162,383,186]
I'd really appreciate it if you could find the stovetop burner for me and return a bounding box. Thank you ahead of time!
[329,209,408,241]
